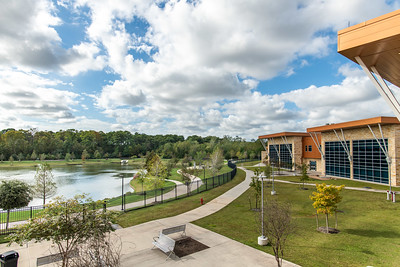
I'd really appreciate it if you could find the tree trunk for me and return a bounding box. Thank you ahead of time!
[325,213,329,233]
[6,210,10,230]
[316,212,319,229]
[335,211,338,229]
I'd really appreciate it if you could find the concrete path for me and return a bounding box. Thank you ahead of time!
[0,167,299,267]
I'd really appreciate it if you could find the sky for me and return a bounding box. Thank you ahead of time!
[1,0,400,140]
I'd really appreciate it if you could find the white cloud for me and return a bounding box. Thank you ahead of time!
[0,69,80,128]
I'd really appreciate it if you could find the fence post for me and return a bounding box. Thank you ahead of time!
[213,176,215,188]
[124,194,126,210]
[206,178,208,190]
[197,180,199,193]
[161,188,164,203]
[30,206,33,219]
[175,184,177,199]
[144,191,146,207]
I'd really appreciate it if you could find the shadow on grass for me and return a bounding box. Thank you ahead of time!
[344,228,400,238]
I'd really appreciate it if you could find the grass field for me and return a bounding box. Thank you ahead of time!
[116,168,246,227]
[193,176,400,267]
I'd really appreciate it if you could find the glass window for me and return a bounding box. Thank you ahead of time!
[280,144,293,169]
[305,145,308,152]
[353,139,388,184]
[309,145,312,152]
[325,141,350,178]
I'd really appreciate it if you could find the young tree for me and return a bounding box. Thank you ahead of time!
[145,154,167,190]
[9,155,14,165]
[209,148,224,177]
[0,153,4,162]
[249,168,262,210]
[0,180,32,229]
[259,200,295,267]
[299,163,309,189]
[40,153,46,161]
[8,195,118,267]
[310,183,345,233]
[30,150,37,161]
[134,169,147,193]
[33,162,57,205]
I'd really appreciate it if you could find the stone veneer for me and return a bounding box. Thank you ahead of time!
[320,124,400,186]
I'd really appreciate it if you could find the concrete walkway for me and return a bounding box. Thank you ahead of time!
[0,167,299,267]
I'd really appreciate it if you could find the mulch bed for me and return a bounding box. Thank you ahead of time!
[174,237,209,257]
[317,226,340,234]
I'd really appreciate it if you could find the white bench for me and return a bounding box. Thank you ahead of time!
[152,233,176,260]
[161,224,186,237]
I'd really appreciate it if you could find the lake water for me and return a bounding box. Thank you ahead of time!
[0,163,137,206]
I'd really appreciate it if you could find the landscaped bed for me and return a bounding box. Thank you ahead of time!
[193,178,400,267]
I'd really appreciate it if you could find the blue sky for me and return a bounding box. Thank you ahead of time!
[1,0,399,140]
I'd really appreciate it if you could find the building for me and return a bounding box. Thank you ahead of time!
[258,132,321,171]
[259,116,400,186]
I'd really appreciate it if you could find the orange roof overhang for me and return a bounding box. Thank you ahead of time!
[338,9,400,87]
[258,132,309,139]
[307,116,399,133]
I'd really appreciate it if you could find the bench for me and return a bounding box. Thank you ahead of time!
[152,233,176,260]
[161,224,186,237]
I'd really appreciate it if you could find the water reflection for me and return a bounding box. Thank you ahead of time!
[0,164,137,206]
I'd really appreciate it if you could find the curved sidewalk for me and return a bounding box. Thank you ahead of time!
[117,167,299,266]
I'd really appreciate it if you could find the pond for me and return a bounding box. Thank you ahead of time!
[0,163,137,206]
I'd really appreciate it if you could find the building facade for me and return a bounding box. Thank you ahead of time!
[259,116,400,186]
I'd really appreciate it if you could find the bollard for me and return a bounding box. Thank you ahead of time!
[387,190,390,200]
[201,198,204,205]
[392,192,396,203]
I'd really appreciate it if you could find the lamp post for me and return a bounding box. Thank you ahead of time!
[258,173,268,245]
[121,174,124,211]
[271,163,276,195]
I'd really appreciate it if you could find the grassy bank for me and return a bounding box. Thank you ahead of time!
[194,175,400,266]
[116,168,246,227]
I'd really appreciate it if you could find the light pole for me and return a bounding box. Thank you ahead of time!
[271,163,276,195]
[121,174,124,211]
[258,173,268,245]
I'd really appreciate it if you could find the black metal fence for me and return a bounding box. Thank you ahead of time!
[120,161,237,211]
[0,161,238,235]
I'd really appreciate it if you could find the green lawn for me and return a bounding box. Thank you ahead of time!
[116,168,246,227]
[193,177,400,267]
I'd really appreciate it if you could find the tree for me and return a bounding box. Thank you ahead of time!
[299,163,309,189]
[81,149,90,162]
[310,183,345,233]
[209,148,224,177]
[0,153,4,162]
[249,168,262,210]
[145,154,166,190]
[94,149,102,160]
[65,152,71,161]
[134,169,147,193]
[0,180,32,230]
[8,195,118,267]
[9,155,14,165]
[259,200,295,267]
[33,163,57,205]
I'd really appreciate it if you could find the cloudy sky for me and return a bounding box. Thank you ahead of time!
[1,0,399,140]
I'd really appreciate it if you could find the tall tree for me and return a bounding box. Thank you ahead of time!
[0,180,32,229]
[33,163,57,205]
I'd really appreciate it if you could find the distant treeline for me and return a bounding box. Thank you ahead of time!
[0,129,263,161]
